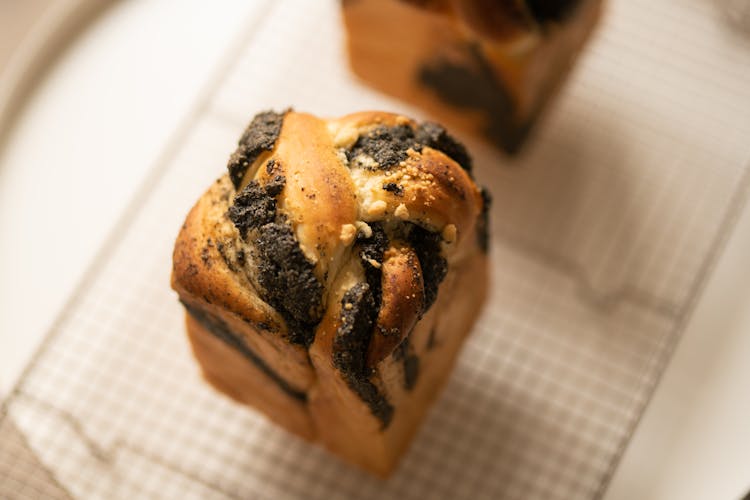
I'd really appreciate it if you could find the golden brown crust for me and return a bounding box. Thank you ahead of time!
[450,0,538,43]
[366,243,424,367]
[171,109,489,476]
[344,0,603,153]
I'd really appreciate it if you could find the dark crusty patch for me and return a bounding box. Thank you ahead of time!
[255,221,323,346]
[477,186,492,252]
[228,110,287,188]
[181,300,307,402]
[382,182,404,196]
[526,0,582,23]
[228,175,286,239]
[333,283,394,427]
[415,122,473,173]
[409,224,448,312]
[346,122,473,174]
[358,222,388,305]
[346,124,420,170]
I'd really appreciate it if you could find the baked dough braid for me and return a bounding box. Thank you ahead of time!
[172,110,489,476]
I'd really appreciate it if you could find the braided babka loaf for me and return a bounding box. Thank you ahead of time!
[343,0,603,153]
[171,110,490,476]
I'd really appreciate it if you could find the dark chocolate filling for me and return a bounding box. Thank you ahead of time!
[337,223,396,424]
[426,327,438,350]
[333,283,394,427]
[227,168,322,347]
[526,0,582,23]
[394,340,420,391]
[347,124,421,170]
[415,121,473,174]
[227,110,287,188]
[216,241,239,273]
[477,186,492,253]
[346,123,472,173]
[382,182,404,196]
[228,175,286,239]
[408,224,448,312]
[358,222,388,305]
[255,221,324,346]
[181,300,307,402]
[419,43,530,154]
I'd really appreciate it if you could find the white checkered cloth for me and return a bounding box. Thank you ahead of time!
[2,0,750,498]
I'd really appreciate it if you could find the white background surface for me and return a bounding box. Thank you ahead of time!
[0,0,255,392]
[0,1,749,499]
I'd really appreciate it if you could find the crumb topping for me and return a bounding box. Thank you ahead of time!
[339,223,358,245]
[442,223,457,244]
[394,203,410,220]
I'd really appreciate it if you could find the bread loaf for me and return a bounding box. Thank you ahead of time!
[171,110,490,476]
[343,0,603,153]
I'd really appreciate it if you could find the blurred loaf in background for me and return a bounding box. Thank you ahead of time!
[343,0,603,153]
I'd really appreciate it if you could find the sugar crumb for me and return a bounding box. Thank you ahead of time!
[340,223,357,245]
[368,200,388,217]
[355,220,373,238]
[394,203,410,220]
[442,224,457,243]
